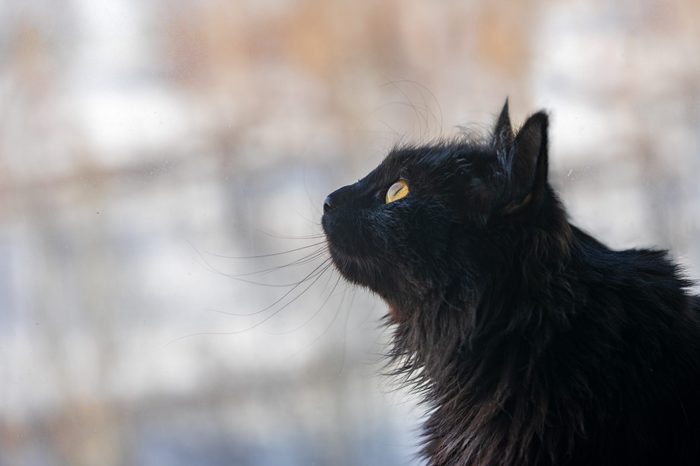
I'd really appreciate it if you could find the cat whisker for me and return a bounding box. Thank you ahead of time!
[282,275,351,362]
[219,248,329,279]
[257,229,325,241]
[267,272,343,335]
[189,240,329,285]
[200,241,327,259]
[165,260,336,345]
[213,258,333,317]
[335,286,358,377]
[215,260,335,330]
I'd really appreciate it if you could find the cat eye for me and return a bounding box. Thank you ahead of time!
[385,179,410,204]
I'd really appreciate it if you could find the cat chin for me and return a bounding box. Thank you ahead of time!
[328,249,411,318]
[327,243,375,278]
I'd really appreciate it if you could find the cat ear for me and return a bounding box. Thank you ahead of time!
[500,111,549,215]
[491,99,514,153]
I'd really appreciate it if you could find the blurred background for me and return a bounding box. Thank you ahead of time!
[1,0,699,465]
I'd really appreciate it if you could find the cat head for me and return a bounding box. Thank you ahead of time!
[322,102,566,320]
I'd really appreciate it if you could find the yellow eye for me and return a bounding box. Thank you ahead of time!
[385,179,410,204]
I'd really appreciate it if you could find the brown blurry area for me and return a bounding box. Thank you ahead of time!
[0,1,699,465]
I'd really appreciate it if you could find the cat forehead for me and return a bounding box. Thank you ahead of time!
[381,142,493,174]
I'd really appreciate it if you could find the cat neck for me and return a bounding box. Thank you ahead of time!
[395,205,694,466]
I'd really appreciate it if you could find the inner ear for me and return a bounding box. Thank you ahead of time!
[501,111,549,215]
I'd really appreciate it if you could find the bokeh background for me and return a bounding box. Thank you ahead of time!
[1,1,699,465]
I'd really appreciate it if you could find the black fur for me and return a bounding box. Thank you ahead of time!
[321,101,700,465]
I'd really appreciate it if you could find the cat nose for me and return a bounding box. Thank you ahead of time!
[323,185,353,213]
[323,195,334,213]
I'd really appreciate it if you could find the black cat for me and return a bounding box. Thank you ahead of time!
[321,102,700,466]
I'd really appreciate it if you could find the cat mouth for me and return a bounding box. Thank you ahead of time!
[322,220,372,264]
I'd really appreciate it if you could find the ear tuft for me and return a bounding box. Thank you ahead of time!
[492,98,513,153]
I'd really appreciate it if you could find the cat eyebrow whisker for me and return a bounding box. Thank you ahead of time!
[383,78,444,138]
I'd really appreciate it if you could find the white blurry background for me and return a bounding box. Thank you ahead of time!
[1,1,699,465]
